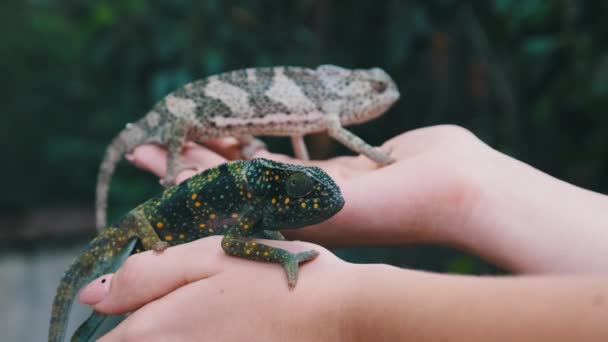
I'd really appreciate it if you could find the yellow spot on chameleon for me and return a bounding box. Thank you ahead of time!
[179,233,185,239]
[195,201,201,207]
[284,197,290,204]
[274,175,279,180]
[243,224,250,230]
[199,223,206,228]
[191,193,197,200]
[247,192,252,198]
[246,249,251,254]
[210,213,216,219]
[264,251,269,256]
[165,235,173,241]
[208,228,214,233]
[156,222,164,229]
[301,202,307,208]
[271,198,276,204]
[265,170,270,175]
[313,203,319,209]
[251,242,257,246]
[231,213,239,218]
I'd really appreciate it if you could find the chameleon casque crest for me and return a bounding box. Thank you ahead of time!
[49,158,345,342]
[96,65,399,231]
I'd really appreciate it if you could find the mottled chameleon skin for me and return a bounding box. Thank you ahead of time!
[96,64,399,230]
[49,158,344,342]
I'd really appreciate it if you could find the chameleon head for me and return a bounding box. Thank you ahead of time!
[244,158,344,230]
[316,65,400,125]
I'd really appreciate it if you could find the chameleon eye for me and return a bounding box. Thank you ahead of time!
[371,80,387,93]
[286,173,313,198]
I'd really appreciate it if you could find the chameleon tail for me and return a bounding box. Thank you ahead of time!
[48,227,137,342]
[95,118,153,231]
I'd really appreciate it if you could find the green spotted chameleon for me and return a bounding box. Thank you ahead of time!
[49,158,344,342]
[96,65,399,231]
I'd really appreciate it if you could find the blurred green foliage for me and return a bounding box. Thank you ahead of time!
[2,0,607,273]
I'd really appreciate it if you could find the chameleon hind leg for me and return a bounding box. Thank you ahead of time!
[238,135,267,159]
[326,114,394,165]
[290,135,310,160]
[221,232,318,289]
[161,121,198,188]
[71,238,138,342]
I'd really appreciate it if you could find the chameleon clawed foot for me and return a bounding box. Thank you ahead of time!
[152,241,170,253]
[283,249,319,289]
[373,146,395,165]
[239,136,267,159]
[160,161,200,188]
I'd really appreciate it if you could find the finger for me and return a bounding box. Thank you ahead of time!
[127,143,228,181]
[126,144,169,178]
[201,137,243,160]
[180,143,227,170]
[78,236,225,315]
[78,236,320,315]
[97,280,211,341]
[175,169,199,184]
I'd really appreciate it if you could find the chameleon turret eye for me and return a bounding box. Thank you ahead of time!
[286,172,313,198]
[371,80,387,93]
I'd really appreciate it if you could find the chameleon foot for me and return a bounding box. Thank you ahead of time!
[160,161,199,188]
[371,146,395,165]
[283,249,319,289]
[239,136,267,159]
[152,241,170,253]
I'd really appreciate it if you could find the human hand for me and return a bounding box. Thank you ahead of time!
[78,236,608,341]
[127,125,493,247]
[127,124,608,273]
[78,236,361,341]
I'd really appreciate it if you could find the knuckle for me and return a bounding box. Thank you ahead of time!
[113,253,145,288]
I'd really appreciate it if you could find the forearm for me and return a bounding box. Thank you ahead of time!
[459,151,608,273]
[348,264,608,341]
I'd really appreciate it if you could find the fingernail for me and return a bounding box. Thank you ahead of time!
[78,274,113,305]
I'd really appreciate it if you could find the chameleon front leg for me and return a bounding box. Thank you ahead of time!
[326,114,395,165]
[222,231,318,289]
[290,135,310,160]
[124,209,169,252]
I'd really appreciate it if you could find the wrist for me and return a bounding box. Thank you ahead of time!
[457,149,608,272]
[342,263,422,341]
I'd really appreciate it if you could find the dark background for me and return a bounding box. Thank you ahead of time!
[2,0,607,275]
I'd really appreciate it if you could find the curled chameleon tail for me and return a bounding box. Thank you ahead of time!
[95,119,151,231]
[48,227,137,342]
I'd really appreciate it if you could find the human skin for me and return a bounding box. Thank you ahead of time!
[125,125,608,272]
[79,125,608,340]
